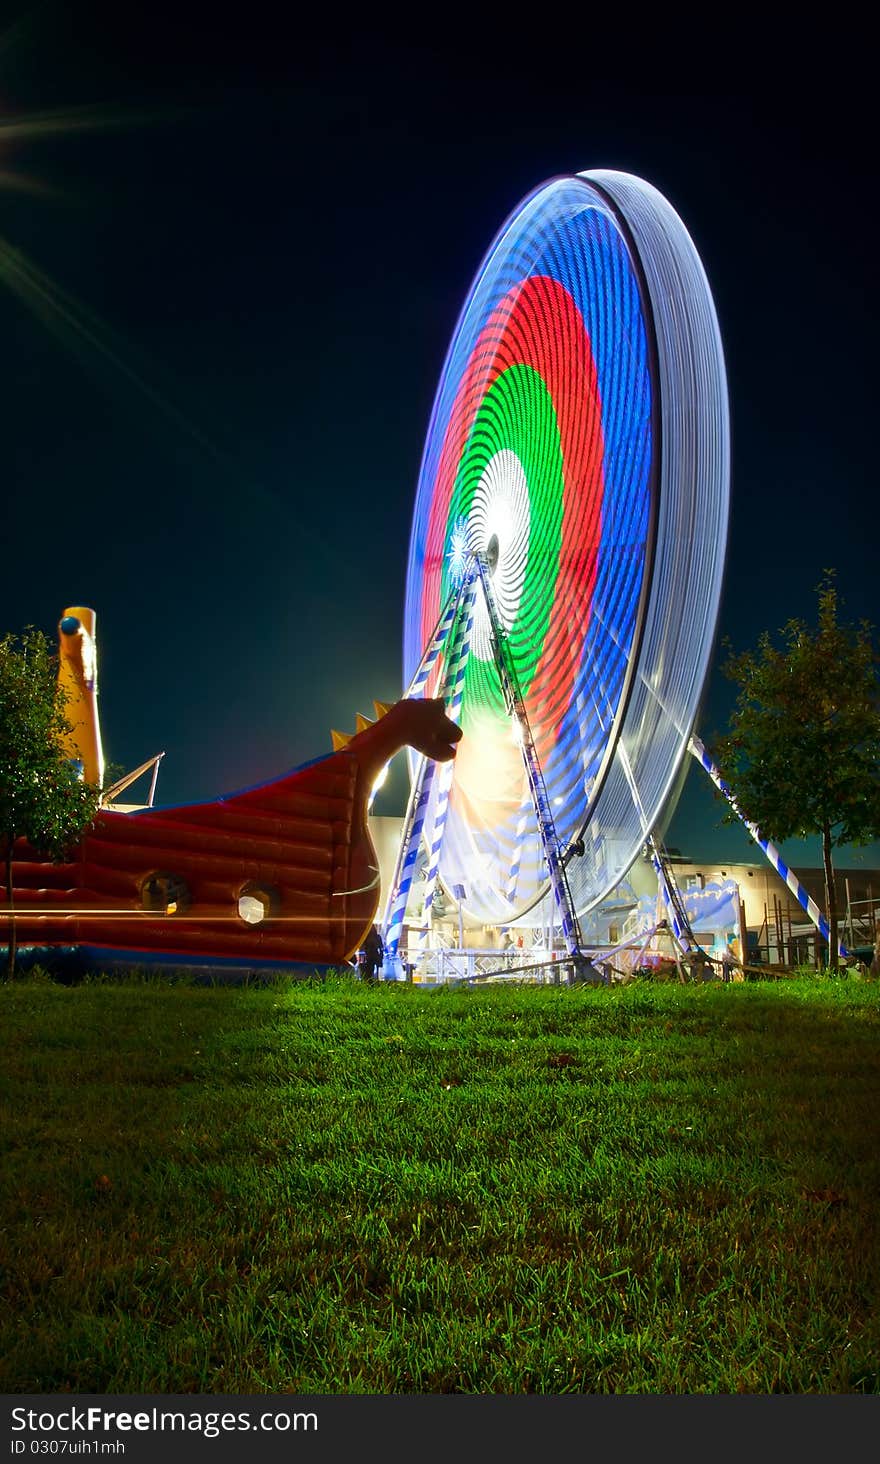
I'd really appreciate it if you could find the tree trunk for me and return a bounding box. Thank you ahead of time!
[4,838,16,982]
[822,823,838,971]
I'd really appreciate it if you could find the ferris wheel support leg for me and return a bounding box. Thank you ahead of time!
[404,579,469,700]
[687,736,845,957]
[472,555,602,985]
[648,832,696,955]
[422,572,477,920]
[617,737,699,961]
[381,753,437,979]
[382,578,473,979]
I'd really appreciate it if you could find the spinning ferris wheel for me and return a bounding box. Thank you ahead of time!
[384,170,730,967]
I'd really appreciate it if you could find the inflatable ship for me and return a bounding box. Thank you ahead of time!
[3,608,460,970]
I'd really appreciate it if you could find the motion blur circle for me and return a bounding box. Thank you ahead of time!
[404,170,729,925]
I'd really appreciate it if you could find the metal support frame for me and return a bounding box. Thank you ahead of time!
[472,554,594,977]
[647,831,697,955]
[386,553,605,981]
[613,736,694,964]
[101,751,166,808]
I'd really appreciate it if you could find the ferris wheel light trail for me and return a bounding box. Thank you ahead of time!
[403,170,729,928]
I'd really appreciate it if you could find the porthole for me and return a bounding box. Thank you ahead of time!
[141,872,190,915]
[237,884,279,925]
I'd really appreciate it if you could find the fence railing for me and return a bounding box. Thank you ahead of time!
[387,947,577,985]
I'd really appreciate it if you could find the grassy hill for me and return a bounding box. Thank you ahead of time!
[2,974,878,1393]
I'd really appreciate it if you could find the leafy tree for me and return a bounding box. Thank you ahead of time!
[0,627,102,979]
[714,574,880,969]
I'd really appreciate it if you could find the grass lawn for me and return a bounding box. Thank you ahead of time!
[1,973,878,1394]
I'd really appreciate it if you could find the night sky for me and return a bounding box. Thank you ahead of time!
[2,8,875,869]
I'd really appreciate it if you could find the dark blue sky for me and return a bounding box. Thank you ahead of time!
[2,7,875,868]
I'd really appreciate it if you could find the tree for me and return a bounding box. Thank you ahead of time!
[714,574,880,969]
[0,628,102,979]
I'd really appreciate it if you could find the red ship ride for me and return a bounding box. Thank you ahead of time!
[3,608,461,969]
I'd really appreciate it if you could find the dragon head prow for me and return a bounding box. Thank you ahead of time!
[338,697,462,781]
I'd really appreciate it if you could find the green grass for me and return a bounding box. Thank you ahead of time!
[1,974,879,1394]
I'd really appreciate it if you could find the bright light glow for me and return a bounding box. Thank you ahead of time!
[446,516,472,585]
[368,762,390,810]
[238,894,265,925]
[469,449,530,660]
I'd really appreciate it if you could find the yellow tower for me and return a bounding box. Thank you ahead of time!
[57,606,105,789]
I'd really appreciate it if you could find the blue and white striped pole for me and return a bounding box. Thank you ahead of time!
[405,582,466,700]
[382,755,437,975]
[688,735,844,954]
[423,574,476,917]
[381,580,470,976]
